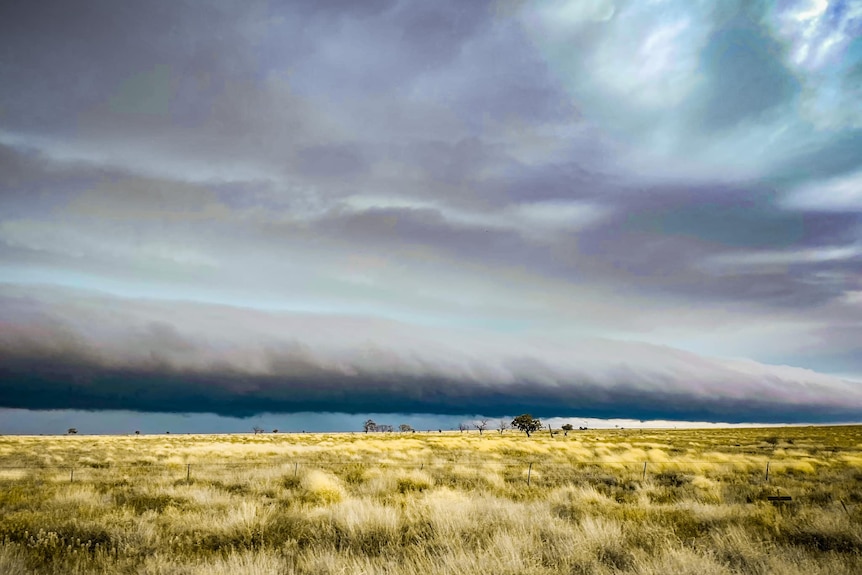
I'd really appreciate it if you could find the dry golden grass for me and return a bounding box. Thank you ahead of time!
[1,426,861,574]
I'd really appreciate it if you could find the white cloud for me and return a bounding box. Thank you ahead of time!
[543,416,788,429]
[769,0,862,128]
[704,244,861,269]
[339,195,608,238]
[0,130,275,184]
[782,169,862,211]
[775,0,851,70]
[533,0,617,27]
[0,219,219,268]
[592,15,707,110]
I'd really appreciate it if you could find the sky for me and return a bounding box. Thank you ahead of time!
[1,0,862,433]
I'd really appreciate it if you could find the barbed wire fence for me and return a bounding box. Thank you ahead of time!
[0,456,848,488]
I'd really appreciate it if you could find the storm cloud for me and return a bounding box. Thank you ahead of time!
[1,0,861,427]
[1,287,860,423]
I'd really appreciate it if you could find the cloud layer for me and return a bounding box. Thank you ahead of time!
[1,287,859,422]
[1,1,861,424]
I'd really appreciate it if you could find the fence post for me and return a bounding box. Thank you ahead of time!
[294,462,298,477]
[527,462,533,486]
[642,462,647,481]
[70,468,74,483]
[765,461,770,482]
[187,464,191,483]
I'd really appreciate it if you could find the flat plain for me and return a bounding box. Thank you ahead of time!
[1,425,861,574]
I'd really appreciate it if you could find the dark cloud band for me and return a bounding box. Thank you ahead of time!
[1,289,859,423]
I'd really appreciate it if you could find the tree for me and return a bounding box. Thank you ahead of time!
[497,419,510,434]
[134,430,141,435]
[511,414,542,437]
[271,429,278,434]
[363,419,377,433]
[474,419,488,435]
[399,424,413,433]
[458,422,469,433]
[252,426,265,434]
[561,424,574,436]
[67,428,78,435]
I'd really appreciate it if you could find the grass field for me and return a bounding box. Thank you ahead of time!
[1,426,861,574]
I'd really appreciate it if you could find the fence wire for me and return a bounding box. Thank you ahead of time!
[0,456,850,487]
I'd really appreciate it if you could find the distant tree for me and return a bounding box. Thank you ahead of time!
[363,419,377,433]
[458,422,469,433]
[497,419,510,434]
[378,424,393,433]
[511,414,542,437]
[474,419,489,435]
[272,429,278,434]
[399,424,413,433]
[253,426,265,434]
[561,424,574,436]
[134,430,141,435]
[67,428,78,435]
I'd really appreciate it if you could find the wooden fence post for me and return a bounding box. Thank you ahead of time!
[186,464,191,483]
[527,462,533,486]
[642,462,647,481]
[765,461,770,482]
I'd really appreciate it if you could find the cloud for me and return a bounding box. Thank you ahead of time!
[1,0,862,425]
[704,245,861,269]
[338,195,608,239]
[521,0,861,181]
[0,223,216,270]
[296,143,369,178]
[693,24,799,130]
[782,169,862,211]
[0,287,860,423]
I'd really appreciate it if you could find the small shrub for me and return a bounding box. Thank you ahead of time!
[282,475,302,490]
[301,470,344,504]
[801,488,834,506]
[114,491,180,514]
[783,528,862,553]
[225,483,251,495]
[654,471,691,488]
[340,464,368,486]
[396,471,432,493]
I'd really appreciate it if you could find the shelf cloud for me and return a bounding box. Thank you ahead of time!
[1,288,859,423]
